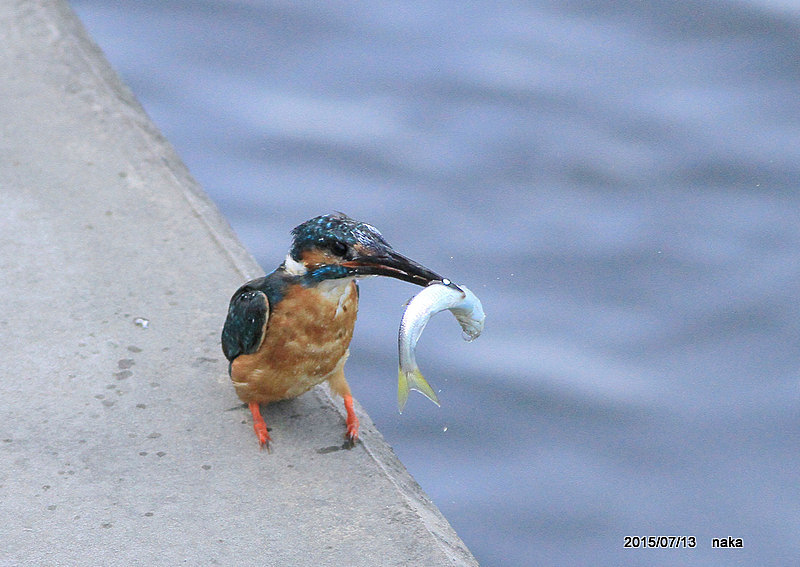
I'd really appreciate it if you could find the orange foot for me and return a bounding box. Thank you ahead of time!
[248,401,271,450]
[343,394,360,444]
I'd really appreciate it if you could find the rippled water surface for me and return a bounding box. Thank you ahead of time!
[71,1,800,564]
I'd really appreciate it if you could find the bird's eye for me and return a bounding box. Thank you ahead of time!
[329,240,348,257]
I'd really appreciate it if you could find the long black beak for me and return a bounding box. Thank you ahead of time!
[342,249,443,287]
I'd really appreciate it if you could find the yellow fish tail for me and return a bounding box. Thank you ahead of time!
[398,367,440,413]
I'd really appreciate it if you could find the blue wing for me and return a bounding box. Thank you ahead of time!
[221,280,270,371]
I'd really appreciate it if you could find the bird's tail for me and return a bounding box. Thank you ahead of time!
[398,367,440,413]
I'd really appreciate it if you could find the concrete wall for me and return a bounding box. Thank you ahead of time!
[0,1,478,564]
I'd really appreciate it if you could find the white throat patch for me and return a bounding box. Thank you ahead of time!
[316,277,356,317]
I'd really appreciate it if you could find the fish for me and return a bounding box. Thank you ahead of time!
[397,279,485,412]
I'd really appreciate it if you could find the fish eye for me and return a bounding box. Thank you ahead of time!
[329,240,348,257]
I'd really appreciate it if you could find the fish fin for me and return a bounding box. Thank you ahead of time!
[397,368,409,413]
[398,367,440,413]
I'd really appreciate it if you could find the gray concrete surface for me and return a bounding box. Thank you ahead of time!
[0,2,478,565]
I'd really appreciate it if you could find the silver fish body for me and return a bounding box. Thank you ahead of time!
[397,281,485,411]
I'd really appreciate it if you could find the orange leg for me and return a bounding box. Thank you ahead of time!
[327,356,359,444]
[248,401,271,449]
[343,394,359,444]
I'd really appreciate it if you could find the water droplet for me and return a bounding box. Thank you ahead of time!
[133,317,149,328]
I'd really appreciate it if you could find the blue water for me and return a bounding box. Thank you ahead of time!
[71,1,800,564]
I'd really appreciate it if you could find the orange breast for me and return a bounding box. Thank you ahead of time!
[230,279,359,403]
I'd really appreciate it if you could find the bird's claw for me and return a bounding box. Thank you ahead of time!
[344,427,358,448]
[249,401,272,451]
[254,422,272,452]
[344,414,359,448]
[342,394,359,447]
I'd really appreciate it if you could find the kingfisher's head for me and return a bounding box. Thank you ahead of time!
[285,212,442,286]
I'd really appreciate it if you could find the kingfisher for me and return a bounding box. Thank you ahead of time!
[221,213,443,449]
